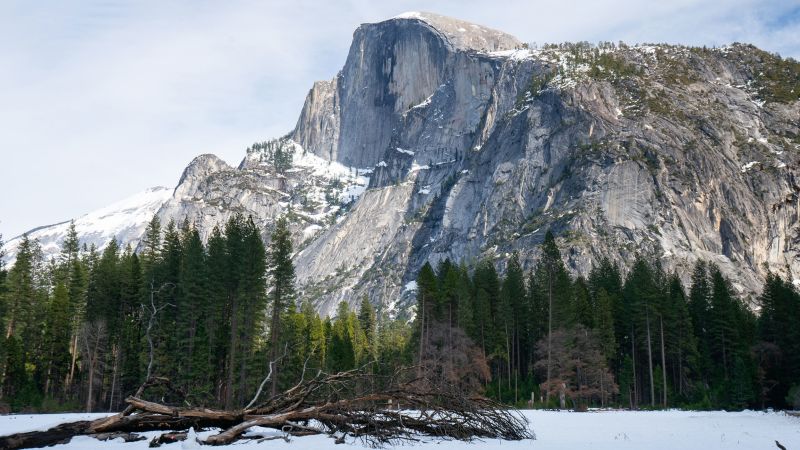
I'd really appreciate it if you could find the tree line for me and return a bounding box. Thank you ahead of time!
[0,224,798,413]
[0,216,407,412]
[412,232,800,410]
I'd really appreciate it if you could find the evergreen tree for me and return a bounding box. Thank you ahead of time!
[414,262,439,368]
[3,235,46,344]
[328,302,357,372]
[41,282,72,399]
[358,295,377,359]
[757,273,800,407]
[499,252,527,401]
[268,216,294,397]
[471,260,498,364]
[572,276,593,328]
[140,216,162,274]
[663,273,698,402]
[622,257,661,407]
[118,248,143,401]
[177,227,209,398]
[532,231,572,403]
[688,261,712,385]
[205,226,229,403]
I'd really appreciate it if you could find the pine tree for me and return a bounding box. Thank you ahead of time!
[268,216,294,397]
[140,216,162,274]
[572,276,593,328]
[593,288,617,364]
[757,273,800,407]
[118,248,143,400]
[328,302,357,372]
[622,257,660,407]
[177,226,209,398]
[64,245,88,396]
[83,238,123,411]
[358,295,377,359]
[415,262,439,369]
[499,252,527,402]
[664,273,698,402]
[688,260,712,385]
[301,300,327,371]
[41,282,72,399]
[4,235,46,343]
[205,226,229,403]
[57,221,80,284]
[533,231,572,403]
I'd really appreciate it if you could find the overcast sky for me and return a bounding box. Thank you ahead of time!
[1,0,798,239]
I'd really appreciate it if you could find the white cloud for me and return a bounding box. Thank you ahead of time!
[0,0,796,239]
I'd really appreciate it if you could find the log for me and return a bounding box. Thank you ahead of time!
[0,367,534,449]
[0,421,92,450]
[90,432,146,443]
[148,432,187,447]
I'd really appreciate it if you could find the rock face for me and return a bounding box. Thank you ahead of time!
[288,14,800,314]
[153,140,370,252]
[291,12,521,168]
[7,13,800,316]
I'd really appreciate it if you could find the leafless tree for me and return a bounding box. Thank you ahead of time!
[535,325,618,409]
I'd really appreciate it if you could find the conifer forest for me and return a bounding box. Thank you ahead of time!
[1,216,799,415]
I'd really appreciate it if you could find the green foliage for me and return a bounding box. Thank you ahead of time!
[247,137,295,173]
[750,51,800,103]
[1,213,797,413]
[587,51,642,80]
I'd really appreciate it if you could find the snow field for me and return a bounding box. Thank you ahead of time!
[1,409,798,449]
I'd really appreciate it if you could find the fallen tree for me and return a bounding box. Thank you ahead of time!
[0,365,534,449]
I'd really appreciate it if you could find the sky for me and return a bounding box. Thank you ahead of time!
[0,0,798,240]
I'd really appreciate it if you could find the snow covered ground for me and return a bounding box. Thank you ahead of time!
[1,410,798,449]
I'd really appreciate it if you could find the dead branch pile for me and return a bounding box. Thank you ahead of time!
[0,366,534,449]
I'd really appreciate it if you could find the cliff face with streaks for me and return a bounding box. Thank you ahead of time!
[9,13,800,317]
[287,13,800,314]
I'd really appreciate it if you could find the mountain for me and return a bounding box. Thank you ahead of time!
[3,187,172,263]
[5,12,800,315]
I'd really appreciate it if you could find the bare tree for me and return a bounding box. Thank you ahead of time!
[418,322,490,393]
[535,326,618,409]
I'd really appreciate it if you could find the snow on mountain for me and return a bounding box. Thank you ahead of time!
[3,186,173,265]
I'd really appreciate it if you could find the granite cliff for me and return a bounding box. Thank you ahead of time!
[7,12,800,316]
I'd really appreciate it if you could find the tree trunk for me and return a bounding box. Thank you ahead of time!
[268,287,282,398]
[417,292,425,379]
[225,294,238,409]
[65,333,79,396]
[660,315,667,408]
[109,344,120,412]
[545,270,553,404]
[631,327,637,409]
[646,307,655,407]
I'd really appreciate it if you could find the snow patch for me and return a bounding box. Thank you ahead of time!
[394,11,423,19]
[3,187,173,265]
[740,161,759,172]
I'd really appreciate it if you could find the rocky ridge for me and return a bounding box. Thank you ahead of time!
[6,12,800,317]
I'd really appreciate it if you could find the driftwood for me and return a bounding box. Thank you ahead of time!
[0,367,534,449]
[148,431,187,447]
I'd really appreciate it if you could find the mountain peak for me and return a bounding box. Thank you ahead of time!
[382,11,522,52]
[178,154,231,185]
